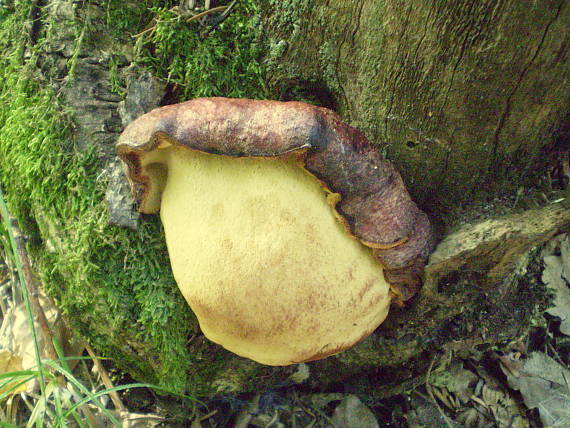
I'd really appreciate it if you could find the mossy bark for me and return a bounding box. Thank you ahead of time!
[0,0,569,399]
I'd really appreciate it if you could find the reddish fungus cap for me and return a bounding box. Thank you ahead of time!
[116,98,434,364]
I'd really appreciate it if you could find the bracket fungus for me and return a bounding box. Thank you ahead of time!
[117,98,433,366]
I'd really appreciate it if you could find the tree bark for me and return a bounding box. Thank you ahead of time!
[262,0,569,213]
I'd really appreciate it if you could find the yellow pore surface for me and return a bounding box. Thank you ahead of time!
[154,145,391,365]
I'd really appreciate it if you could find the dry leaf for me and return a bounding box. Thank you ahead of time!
[120,411,164,428]
[0,349,26,395]
[331,395,379,428]
[447,361,478,404]
[502,352,570,427]
[288,363,310,384]
[309,393,345,409]
[407,393,462,428]
[542,235,570,335]
[0,289,83,395]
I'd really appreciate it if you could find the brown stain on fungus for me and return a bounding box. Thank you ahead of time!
[117,97,434,365]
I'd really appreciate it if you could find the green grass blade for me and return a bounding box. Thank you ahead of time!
[53,386,65,428]
[0,369,39,380]
[63,381,202,419]
[52,336,71,373]
[43,361,121,427]
[0,187,46,401]
[62,383,150,417]
[0,422,21,428]
[0,375,37,401]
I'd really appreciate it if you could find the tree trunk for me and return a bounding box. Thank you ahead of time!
[0,0,568,399]
[262,0,569,214]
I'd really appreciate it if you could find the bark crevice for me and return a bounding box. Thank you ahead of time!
[491,2,564,168]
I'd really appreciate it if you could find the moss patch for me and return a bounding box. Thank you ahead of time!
[0,0,273,395]
[131,0,268,100]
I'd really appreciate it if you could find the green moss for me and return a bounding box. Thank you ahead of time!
[0,61,194,392]
[263,0,310,36]
[318,41,342,95]
[104,0,155,39]
[132,0,267,100]
[0,0,278,397]
[261,0,311,79]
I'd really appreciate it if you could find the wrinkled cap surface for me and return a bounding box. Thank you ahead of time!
[117,98,434,364]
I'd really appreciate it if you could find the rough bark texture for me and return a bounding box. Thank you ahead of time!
[0,0,568,398]
[262,0,569,213]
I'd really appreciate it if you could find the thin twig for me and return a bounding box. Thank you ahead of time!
[133,18,159,38]
[185,5,228,24]
[7,214,58,362]
[0,187,48,404]
[201,0,239,35]
[84,341,126,413]
[198,409,218,421]
[133,4,231,39]
[425,354,456,428]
